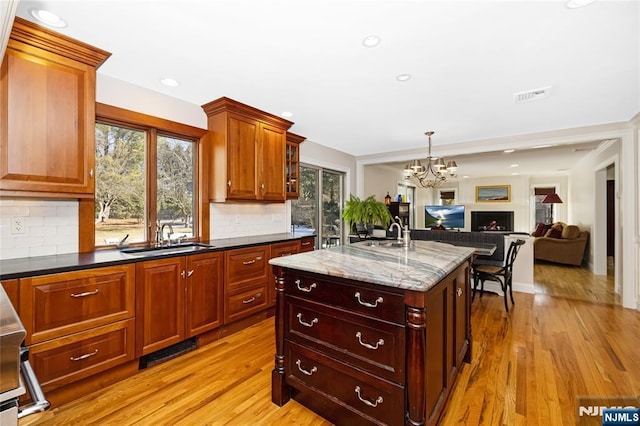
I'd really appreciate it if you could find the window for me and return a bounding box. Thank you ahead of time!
[533,186,556,226]
[292,165,344,249]
[92,104,205,248]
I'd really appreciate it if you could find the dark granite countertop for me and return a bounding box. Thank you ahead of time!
[0,232,315,280]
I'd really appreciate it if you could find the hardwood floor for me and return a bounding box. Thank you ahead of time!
[20,264,639,426]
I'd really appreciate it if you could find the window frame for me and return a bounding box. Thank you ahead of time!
[80,103,208,252]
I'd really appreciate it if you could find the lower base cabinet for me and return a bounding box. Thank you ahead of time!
[136,252,223,357]
[272,260,471,426]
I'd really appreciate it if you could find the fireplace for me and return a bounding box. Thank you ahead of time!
[471,211,514,232]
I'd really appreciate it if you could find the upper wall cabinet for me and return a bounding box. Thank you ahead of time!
[201,97,293,203]
[286,132,305,200]
[0,18,111,198]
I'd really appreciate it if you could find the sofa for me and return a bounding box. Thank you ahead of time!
[532,222,589,266]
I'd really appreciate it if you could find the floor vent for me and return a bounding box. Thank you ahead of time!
[138,338,197,369]
[514,86,551,103]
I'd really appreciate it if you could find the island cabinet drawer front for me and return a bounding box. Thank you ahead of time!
[286,341,404,426]
[285,273,405,324]
[225,246,270,290]
[286,299,405,382]
[224,285,268,323]
[29,318,135,391]
[20,265,135,344]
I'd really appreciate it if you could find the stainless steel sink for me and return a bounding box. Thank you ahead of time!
[121,243,216,256]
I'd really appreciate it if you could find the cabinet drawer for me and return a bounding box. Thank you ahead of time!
[286,340,404,426]
[225,246,270,291]
[20,265,135,344]
[285,272,404,324]
[299,236,315,252]
[224,285,268,324]
[29,319,135,391]
[286,298,404,383]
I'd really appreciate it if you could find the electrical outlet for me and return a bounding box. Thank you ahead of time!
[235,215,241,224]
[11,217,25,234]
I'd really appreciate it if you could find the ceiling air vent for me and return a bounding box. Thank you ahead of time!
[514,86,551,104]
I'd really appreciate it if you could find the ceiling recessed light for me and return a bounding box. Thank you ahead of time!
[362,35,381,48]
[504,149,515,153]
[281,111,294,118]
[511,172,520,176]
[566,0,596,9]
[396,74,411,82]
[462,175,470,179]
[532,144,553,149]
[510,164,519,168]
[160,78,180,87]
[29,9,67,28]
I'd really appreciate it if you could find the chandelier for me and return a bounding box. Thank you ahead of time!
[403,131,458,188]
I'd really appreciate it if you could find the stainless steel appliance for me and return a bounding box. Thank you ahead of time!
[0,286,49,425]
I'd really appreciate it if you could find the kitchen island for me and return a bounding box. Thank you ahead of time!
[270,240,474,426]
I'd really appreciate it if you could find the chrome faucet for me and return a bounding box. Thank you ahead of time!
[160,223,174,246]
[389,221,403,243]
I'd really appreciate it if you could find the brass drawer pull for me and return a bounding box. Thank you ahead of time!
[242,296,256,304]
[301,241,311,246]
[70,289,99,298]
[295,359,318,376]
[295,279,316,293]
[355,331,384,350]
[354,292,383,308]
[457,287,463,297]
[354,386,383,407]
[242,259,256,265]
[70,349,98,361]
[296,313,318,328]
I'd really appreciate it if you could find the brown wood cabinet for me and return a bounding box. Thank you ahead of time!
[285,132,305,199]
[268,241,301,306]
[201,97,293,203]
[18,264,135,391]
[224,245,271,323]
[272,259,471,426]
[0,17,110,197]
[136,252,223,357]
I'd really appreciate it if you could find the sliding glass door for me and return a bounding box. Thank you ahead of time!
[291,165,344,249]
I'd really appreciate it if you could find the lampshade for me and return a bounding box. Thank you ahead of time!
[542,193,563,204]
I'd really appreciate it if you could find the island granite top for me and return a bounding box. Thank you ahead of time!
[269,240,474,292]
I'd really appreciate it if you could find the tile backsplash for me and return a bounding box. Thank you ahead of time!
[0,199,79,260]
[210,203,290,239]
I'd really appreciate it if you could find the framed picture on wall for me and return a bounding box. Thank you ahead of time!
[476,185,511,202]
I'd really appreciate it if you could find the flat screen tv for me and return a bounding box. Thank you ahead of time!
[425,205,465,229]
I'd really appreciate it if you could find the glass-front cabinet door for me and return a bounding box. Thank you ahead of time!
[286,133,305,199]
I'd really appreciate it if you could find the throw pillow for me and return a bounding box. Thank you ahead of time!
[545,223,564,239]
[532,223,546,237]
[561,225,581,240]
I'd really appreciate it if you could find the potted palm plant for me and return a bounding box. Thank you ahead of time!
[342,194,393,237]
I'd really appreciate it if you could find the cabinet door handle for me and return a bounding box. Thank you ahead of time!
[457,287,463,297]
[181,270,186,279]
[89,168,94,178]
[242,296,256,304]
[227,180,232,187]
[295,279,316,293]
[355,331,384,350]
[354,386,383,407]
[70,289,99,298]
[296,313,318,328]
[295,359,318,376]
[187,270,194,277]
[70,349,98,361]
[260,183,265,190]
[354,292,383,308]
[242,259,256,265]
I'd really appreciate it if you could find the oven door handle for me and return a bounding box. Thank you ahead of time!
[18,347,50,419]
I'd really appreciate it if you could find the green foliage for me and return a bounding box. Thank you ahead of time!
[342,194,392,230]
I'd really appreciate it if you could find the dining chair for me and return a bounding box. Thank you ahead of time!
[472,239,526,312]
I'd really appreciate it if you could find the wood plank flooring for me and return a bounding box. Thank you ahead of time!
[20,263,639,426]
